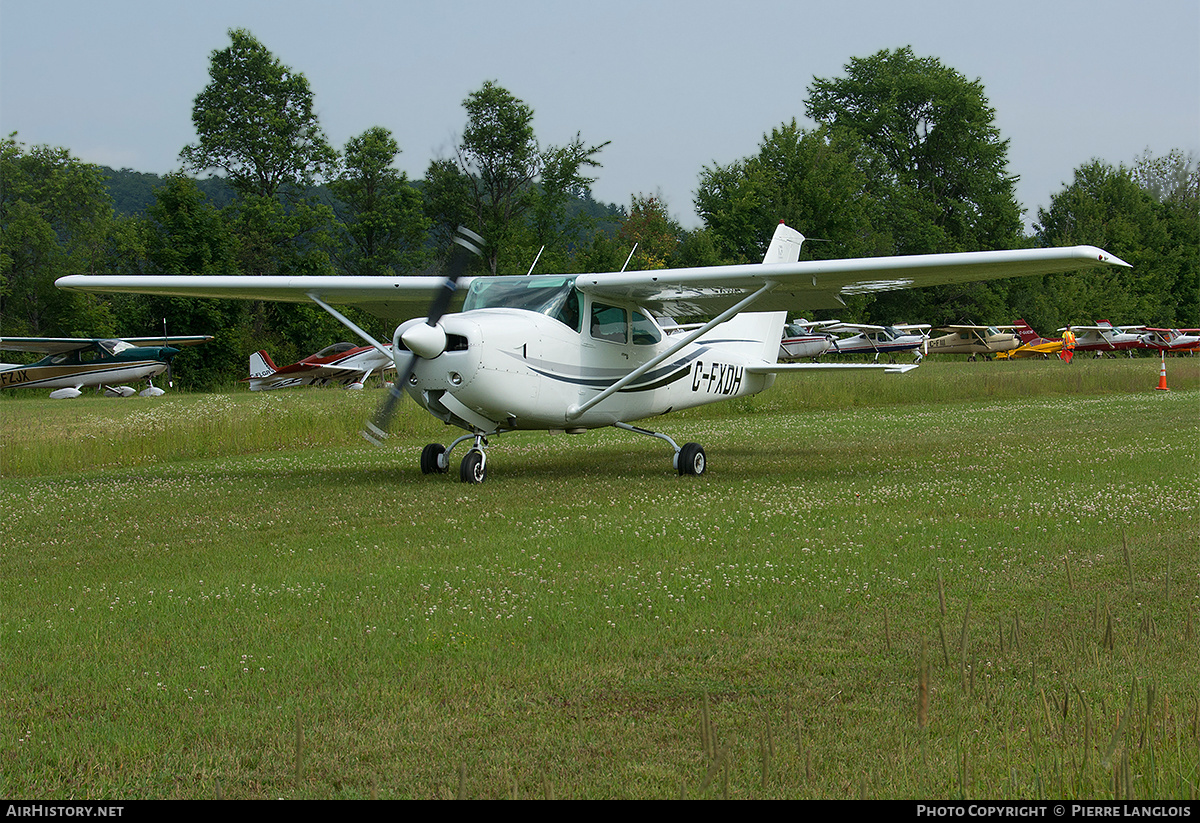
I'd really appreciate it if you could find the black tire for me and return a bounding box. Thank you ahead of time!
[460,449,486,484]
[420,443,447,474]
[677,442,706,476]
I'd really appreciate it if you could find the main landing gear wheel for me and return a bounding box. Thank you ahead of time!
[460,449,487,484]
[420,443,448,474]
[676,442,706,476]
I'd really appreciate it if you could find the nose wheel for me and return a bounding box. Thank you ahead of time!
[459,449,486,484]
[420,443,448,474]
[420,433,491,483]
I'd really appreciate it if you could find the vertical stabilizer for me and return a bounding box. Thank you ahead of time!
[762,222,806,265]
[249,350,277,379]
[1014,320,1039,345]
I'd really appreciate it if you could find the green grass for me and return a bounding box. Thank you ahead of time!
[1,358,1197,798]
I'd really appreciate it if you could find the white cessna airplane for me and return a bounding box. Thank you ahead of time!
[821,322,933,362]
[56,223,1128,482]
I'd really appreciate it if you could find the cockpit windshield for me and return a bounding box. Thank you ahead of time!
[314,342,357,358]
[462,275,581,331]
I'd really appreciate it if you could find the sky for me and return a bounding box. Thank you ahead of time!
[1,0,1197,231]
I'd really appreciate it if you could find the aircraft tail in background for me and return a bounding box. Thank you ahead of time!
[249,350,278,379]
[1013,319,1040,345]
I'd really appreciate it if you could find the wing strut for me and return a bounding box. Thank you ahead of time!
[306,293,392,359]
[566,280,777,420]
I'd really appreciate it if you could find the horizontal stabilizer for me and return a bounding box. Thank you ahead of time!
[747,362,919,375]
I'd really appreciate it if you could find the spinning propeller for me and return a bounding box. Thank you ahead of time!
[362,226,484,446]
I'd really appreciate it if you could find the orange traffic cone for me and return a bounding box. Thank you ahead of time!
[1155,352,1170,391]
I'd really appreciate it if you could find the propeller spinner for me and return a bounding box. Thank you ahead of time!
[362,226,484,445]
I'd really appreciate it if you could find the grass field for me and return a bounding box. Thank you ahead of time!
[1,357,1197,799]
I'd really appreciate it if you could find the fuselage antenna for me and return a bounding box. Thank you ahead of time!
[620,243,639,273]
[526,246,544,276]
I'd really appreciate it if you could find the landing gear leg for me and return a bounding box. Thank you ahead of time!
[613,422,706,476]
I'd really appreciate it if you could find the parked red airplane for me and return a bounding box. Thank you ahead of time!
[246,342,393,391]
[1063,320,1145,356]
[1137,328,1200,353]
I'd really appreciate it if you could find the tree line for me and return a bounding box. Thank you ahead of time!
[2,33,1196,389]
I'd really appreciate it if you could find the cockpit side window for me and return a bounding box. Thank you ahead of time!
[552,290,582,333]
[590,303,627,343]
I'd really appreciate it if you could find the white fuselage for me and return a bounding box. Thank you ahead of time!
[398,307,776,432]
[0,358,167,391]
[926,328,1017,356]
[828,328,925,357]
[779,332,833,360]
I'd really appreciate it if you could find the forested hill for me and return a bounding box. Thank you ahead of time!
[100,168,237,215]
[99,166,625,230]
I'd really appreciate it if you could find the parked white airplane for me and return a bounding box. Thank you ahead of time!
[0,335,212,398]
[925,325,1020,360]
[822,322,932,362]
[1061,321,1145,356]
[57,223,1128,482]
[778,319,842,360]
[1137,327,1200,353]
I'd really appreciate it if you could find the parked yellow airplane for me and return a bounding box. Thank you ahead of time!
[993,320,1076,362]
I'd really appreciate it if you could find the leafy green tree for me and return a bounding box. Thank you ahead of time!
[103,174,248,388]
[180,28,338,199]
[421,157,475,258]
[1132,149,1199,326]
[1132,148,1199,206]
[180,28,339,279]
[329,127,429,276]
[427,81,608,275]
[805,46,1023,255]
[175,28,343,370]
[0,135,118,336]
[801,48,1025,325]
[696,121,879,264]
[1032,159,1187,329]
[617,195,683,270]
[530,133,608,253]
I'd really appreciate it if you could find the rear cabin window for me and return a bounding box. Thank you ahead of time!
[631,311,661,345]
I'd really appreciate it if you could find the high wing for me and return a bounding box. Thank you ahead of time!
[0,335,213,354]
[575,244,1130,317]
[56,224,1129,320]
[53,276,466,322]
